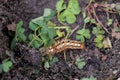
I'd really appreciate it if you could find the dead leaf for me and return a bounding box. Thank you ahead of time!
[7,22,16,31]
[103,37,112,48]
[101,54,107,61]
[112,29,120,39]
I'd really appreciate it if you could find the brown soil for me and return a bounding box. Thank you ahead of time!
[0,0,120,80]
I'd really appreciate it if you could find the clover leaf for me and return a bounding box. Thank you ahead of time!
[56,0,66,13]
[43,55,59,69]
[92,27,105,35]
[3,61,13,72]
[75,57,85,69]
[56,0,81,24]
[76,29,91,42]
[68,0,80,15]
[0,60,13,73]
[11,21,26,49]
[92,27,105,48]
[28,8,57,48]
[81,76,96,80]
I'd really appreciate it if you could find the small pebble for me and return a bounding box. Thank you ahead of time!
[113,70,118,74]
[117,78,120,80]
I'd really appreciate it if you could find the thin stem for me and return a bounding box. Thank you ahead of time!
[92,5,111,34]
[53,26,70,29]
[69,25,80,38]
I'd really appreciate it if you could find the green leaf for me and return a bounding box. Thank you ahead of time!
[76,29,85,35]
[18,34,26,42]
[107,19,113,26]
[43,8,51,17]
[76,29,90,42]
[32,20,47,28]
[81,76,96,80]
[49,54,53,61]
[52,57,59,63]
[58,10,70,22]
[28,34,34,40]
[28,8,56,48]
[66,13,76,24]
[92,27,105,35]
[15,21,26,42]
[84,29,90,39]
[28,34,43,48]
[17,28,26,42]
[94,35,104,42]
[0,64,2,73]
[84,17,90,23]
[10,38,17,49]
[68,0,81,15]
[44,61,50,69]
[48,28,57,39]
[40,27,56,47]
[31,16,44,23]
[10,20,26,49]
[75,57,85,69]
[50,57,59,65]
[47,21,56,27]
[91,19,96,23]
[77,62,85,69]
[76,35,85,42]
[82,12,87,18]
[56,0,80,24]
[56,0,65,13]
[29,40,42,48]
[29,21,39,31]
[3,61,13,72]
[44,9,55,21]
[96,43,103,48]
[94,35,104,48]
[40,33,50,47]
[16,21,23,30]
[56,30,65,38]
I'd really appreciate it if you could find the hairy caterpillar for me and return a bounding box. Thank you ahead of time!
[41,39,85,54]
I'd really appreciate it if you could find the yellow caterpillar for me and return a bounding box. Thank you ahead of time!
[41,39,85,54]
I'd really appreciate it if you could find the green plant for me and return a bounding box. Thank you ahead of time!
[56,0,81,24]
[76,29,91,42]
[92,26,105,48]
[94,35,104,48]
[92,27,105,35]
[28,8,57,48]
[0,59,13,73]
[75,57,85,69]
[82,12,90,24]
[81,76,96,80]
[11,21,26,49]
[47,21,71,39]
[107,19,113,26]
[42,55,59,69]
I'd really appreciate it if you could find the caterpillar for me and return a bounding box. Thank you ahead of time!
[41,39,85,54]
